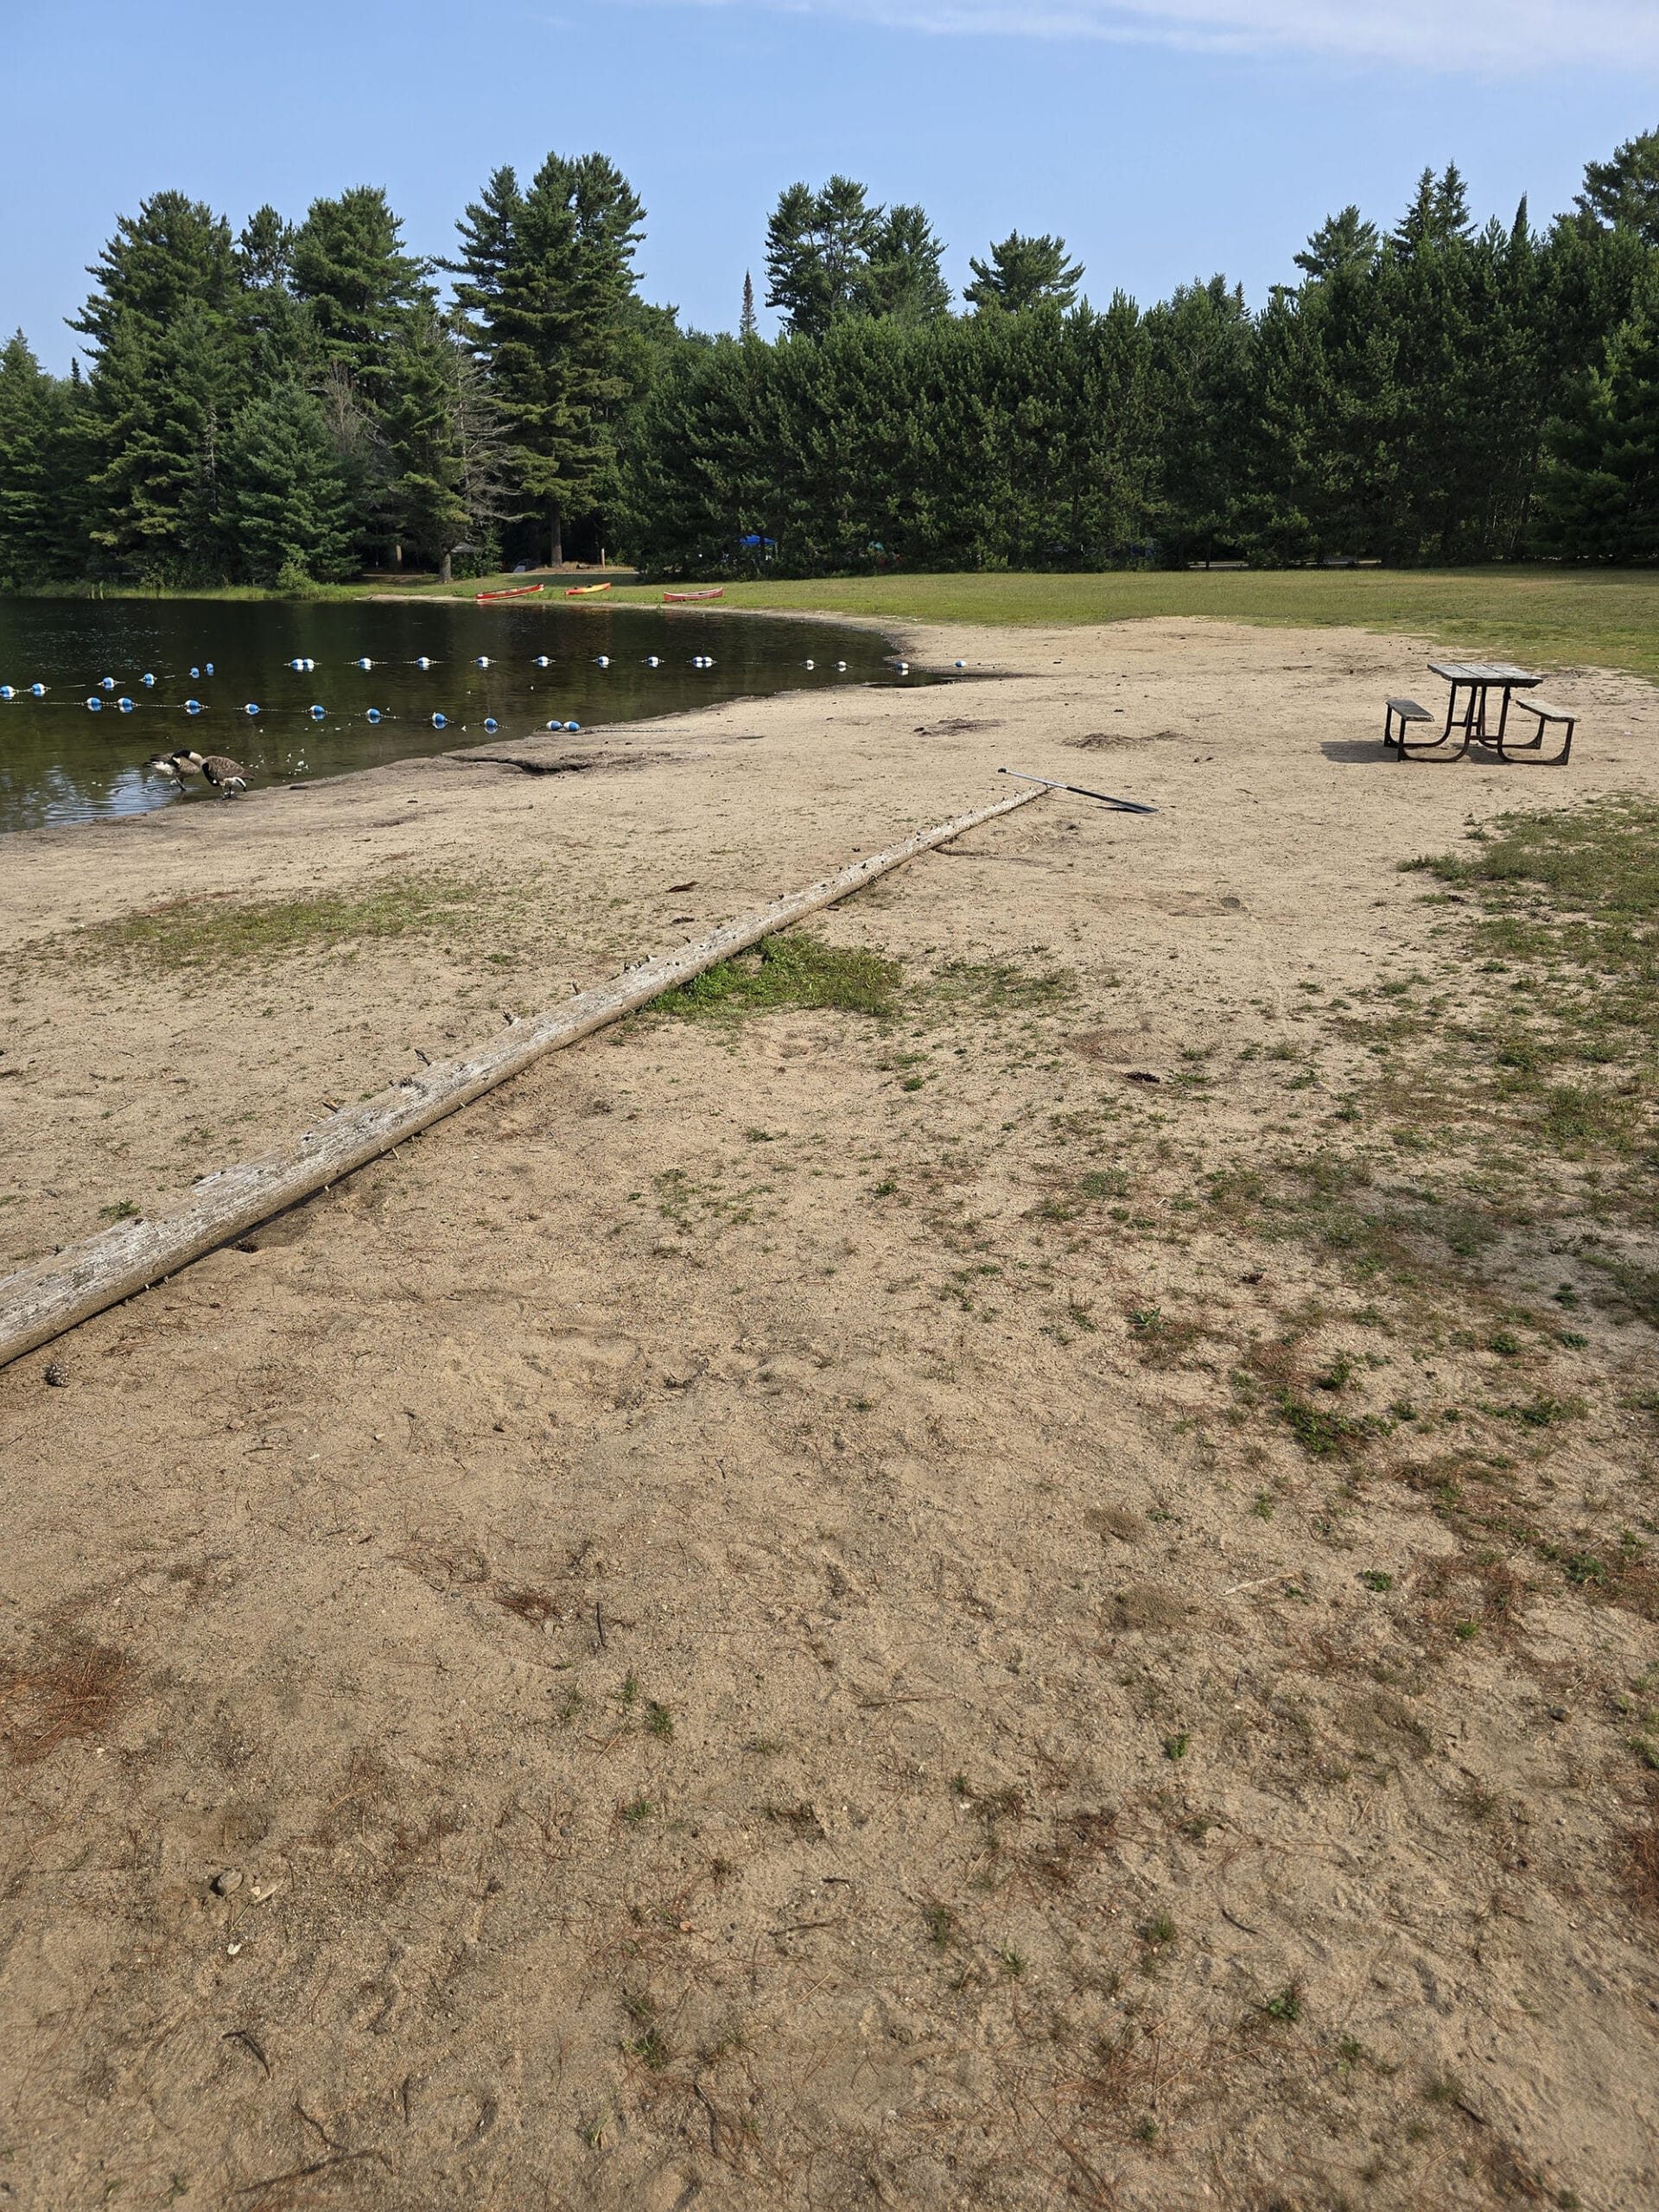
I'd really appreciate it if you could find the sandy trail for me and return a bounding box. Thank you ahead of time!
[2,620,1656,2209]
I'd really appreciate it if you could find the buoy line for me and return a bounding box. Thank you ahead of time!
[0,784,1046,1371]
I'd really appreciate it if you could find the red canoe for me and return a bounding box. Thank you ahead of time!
[474,582,544,601]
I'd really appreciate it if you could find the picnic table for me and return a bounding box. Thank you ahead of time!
[1427,662,1543,754]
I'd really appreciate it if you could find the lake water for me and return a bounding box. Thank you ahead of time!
[0,597,930,833]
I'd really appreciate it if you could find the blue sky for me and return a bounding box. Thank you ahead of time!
[4,0,1656,370]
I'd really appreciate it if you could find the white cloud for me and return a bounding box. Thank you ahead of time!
[662,0,1659,72]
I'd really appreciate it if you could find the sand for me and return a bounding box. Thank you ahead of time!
[1,618,1656,2209]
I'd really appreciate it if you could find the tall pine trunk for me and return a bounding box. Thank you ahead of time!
[549,498,563,568]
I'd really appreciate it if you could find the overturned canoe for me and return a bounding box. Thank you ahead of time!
[664,587,724,603]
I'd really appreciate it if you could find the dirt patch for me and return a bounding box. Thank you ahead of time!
[2,617,1657,2209]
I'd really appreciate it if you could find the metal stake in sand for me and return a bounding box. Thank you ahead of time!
[999,767,1158,814]
[0,785,1046,1371]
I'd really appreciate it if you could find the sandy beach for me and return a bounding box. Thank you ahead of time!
[3,615,1657,2209]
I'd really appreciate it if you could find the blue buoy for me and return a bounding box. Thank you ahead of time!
[416,656,433,670]
[190,668,200,680]
[565,720,581,731]
[0,687,13,701]
[185,700,202,715]
[897,662,910,674]
[245,702,261,715]
[367,709,382,723]
[118,697,135,713]
[955,659,966,669]
[289,658,305,671]
[534,655,550,668]
[357,658,372,671]
[142,672,156,686]
[205,663,214,676]
[30,683,45,696]
[310,705,325,721]
[86,697,102,712]
[483,717,498,732]
[100,676,116,690]
[596,656,610,669]
[475,655,490,669]
[431,713,447,728]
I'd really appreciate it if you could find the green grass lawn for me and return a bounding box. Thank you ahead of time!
[365,565,1659,685]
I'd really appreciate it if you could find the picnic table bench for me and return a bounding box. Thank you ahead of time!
[1384,664,1573,765]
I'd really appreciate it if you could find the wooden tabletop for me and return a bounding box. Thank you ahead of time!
[1427,662,1541,686]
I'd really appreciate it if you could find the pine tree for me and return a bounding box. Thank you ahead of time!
[0,333,69,582]
[1390,165,1476,261]
[740,271,757,339]
[454,149,645,566]
[1574,127,1659,248]
[765,178,883,340]
[1294,207,1380,281]
[382,303,511,581]
[1535,287,1659,560]
[87,302,244,578]
[859,205,951,324]
[291,187,428,400]
[72,192,238,352]
[226,382,354,584]
[963,232,1084,315]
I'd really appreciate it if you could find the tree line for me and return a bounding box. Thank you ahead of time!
[3,131,1659,588]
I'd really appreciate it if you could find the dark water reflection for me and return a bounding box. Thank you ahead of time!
[0,597,929,832]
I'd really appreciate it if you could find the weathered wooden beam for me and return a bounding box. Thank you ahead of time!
[0,785,1044,1370]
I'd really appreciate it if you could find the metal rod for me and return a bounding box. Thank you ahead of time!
[997,768,1159,814]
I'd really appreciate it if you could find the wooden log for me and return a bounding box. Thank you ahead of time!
[0,785,1044,1371]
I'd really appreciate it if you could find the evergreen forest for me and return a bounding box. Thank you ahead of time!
[3,130,1659,588]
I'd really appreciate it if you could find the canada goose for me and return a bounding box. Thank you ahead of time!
[144,753,182,783]
[175,749,248,798]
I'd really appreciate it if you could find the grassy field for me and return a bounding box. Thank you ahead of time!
[365,565,1659,685]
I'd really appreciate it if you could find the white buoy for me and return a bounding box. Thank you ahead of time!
[310,705,325,721]
[475,655,490,669]
[596,656,610,668]
[897,662,910,674]
[357,658,372,671]
[289,658,306,671]
[836,660,847,671]
[645,656,660,668]
[367,709,382,723]
[955,659,966,669]
[804,659,815,671]
[416,656,434,671]
[534,655,550,668]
